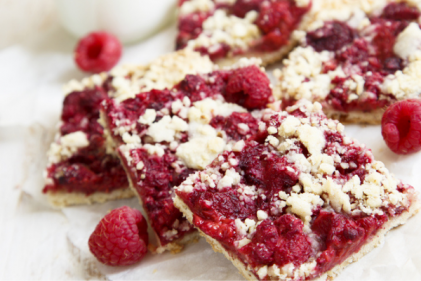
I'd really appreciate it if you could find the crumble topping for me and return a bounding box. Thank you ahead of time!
[109,50,214,102]
[47,131,89,163]
[175,99,415,279]
[62,73,107,95]
[186,10,260,54]
[179,0,215,16]
[101,63,273,248]
[275,1,421,116]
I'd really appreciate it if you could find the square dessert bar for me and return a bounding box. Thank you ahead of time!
[274,0,421,124]
[43,50,213,207]
[176,0,312,67]
[100,58,275,253]
[174,99,419,280]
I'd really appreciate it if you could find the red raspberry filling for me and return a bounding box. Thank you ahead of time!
[381,2,421,21]
[210,112,259,141]
[43,87,129,195]
[101,66,272,247]
[232,0,262,18]
[75,32,122,73]
[176,0,310,59]
[176,12,211,50]
[382,99,421,155]
[302,2,421,113]
[254,0,310,52]
[124,148,196,245]
[176,106,413,278]
[89,206,148,266]
[306,21,355,52]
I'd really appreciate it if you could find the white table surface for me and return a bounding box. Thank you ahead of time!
[1,5,421,281]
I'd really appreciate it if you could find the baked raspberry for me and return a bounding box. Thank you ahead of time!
[225,65,272,109]
[75,32,122,73]
[231,0,262,18]
[306,21,355,52]
[88,206,148,266]
[254,0,309,51]
[381,2,421,21]
[381,99,421,155]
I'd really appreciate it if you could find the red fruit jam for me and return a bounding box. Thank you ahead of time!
[176,0,311,60]
[43,85,129,195]
[101,65,273,247]
[300,2,421,113]
[176,103,414,279]
[254,0,310,52]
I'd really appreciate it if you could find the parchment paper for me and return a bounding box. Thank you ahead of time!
[13,24,421,281]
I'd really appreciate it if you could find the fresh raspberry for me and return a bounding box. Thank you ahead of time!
[75,32,122,73]
[88,206,148,266]
[225,65,272,109]
[381,99,421,155]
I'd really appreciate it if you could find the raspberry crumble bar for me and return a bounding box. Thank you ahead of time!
[174,99,420,280]
[176,0,312,66]
[274,0,421,124]
[100,58,275,253]
[43,50,212,207]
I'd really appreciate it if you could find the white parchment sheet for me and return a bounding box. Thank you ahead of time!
[10,24,421,281]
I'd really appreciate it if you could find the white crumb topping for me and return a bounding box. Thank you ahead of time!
[162,229,178,239]
[179,0,215,16]
[47,131,89,163]
[186,10,260,55]
[382,54,421,100]
[311,0,386,19]
[214,0,236,4]
[394,23,421,61]
[232,140,246,152]
[138,109,156,125]
[274,46,334,101]
[217,168,241,189]
[188,97,247,124]
[256,210,268,220]
[297,124,326,155]
[136,161,144,170]
[223,57,263,70]
[147,115,188,143]
[278,115,301,137]
[110,50,214,102]
[257,266,268,279]
[237,238,251,249]
[62,73,107,96]
[295,0,310,8]
[176,137,226,169]
[143,143,166,157]
[122,132,141,144]
[285,193,324,224]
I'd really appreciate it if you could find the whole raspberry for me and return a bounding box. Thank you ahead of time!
[225,65,272,110]
[381,99,421,155]
[75,32,122,73]
[88,206,149,266]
